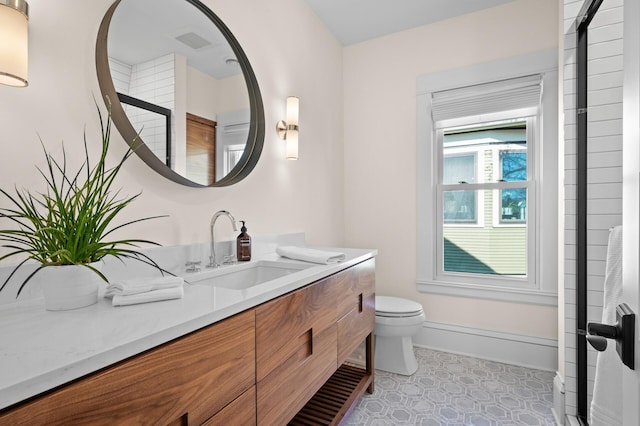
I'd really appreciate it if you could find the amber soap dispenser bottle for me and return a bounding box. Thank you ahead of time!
[236,220,251,261]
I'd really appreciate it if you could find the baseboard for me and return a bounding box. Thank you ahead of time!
[413,320,558,371]
[553,373,566,425]
[565,415,581,426]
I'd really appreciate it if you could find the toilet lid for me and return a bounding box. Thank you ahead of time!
[376,296,424,317]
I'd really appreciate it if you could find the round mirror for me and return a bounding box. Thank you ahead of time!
[96,0,264,187]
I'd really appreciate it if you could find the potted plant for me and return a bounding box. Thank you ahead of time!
[0,102,165,310]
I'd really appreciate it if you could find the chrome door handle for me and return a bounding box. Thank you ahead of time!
[587,303,635,370]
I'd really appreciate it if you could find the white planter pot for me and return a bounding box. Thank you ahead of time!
[39,263,102,311]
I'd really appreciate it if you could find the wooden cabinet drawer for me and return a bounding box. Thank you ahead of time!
[337,259,375,319]
[255,277,339,381]
[257,325,337,425]
[202,386,255,426]
[337,292,375,365]
[0,310,256,426]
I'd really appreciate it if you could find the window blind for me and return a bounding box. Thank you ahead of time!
[431,74,542,124]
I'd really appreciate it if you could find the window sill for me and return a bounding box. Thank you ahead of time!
[416,279,557,306]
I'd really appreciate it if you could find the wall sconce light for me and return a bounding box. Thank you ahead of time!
[0,0,29,87]
[276,96,299,160]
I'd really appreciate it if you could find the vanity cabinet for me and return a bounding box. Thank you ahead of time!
[257,258,376,425]
[201,386,256,426]
[0,258,375,426]
[289,258,376,425]
[336,259,376,366]
[255,276,341,424]
[0,310,256,426]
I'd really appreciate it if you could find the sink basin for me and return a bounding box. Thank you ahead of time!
[190,260,312,290]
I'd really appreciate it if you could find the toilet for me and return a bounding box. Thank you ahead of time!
[374,295,425,376]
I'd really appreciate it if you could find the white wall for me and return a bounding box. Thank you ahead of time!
[0,0,344,258]
[343,0,559,340]
[216,74,250,115]
[185,67,248,121]
[186,66,219,121]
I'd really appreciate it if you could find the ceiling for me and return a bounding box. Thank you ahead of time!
[107,0,519,79]
[302,0,518,45]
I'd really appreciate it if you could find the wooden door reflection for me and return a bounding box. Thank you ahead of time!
[186,113,216,185]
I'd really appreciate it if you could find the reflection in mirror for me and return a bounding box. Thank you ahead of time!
[118,93,172,166]
[97,0,264,187]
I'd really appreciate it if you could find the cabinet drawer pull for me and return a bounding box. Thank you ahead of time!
[358,293,364,313]
[297,328,313,360]
[167,413,188,426]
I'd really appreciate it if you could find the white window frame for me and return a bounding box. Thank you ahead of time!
[416,50,558,306]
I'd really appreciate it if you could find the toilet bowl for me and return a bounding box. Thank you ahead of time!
[374,296,425,376]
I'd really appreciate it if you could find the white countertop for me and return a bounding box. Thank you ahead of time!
[0,247,376,411]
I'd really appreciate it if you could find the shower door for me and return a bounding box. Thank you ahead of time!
[574,0,640,423]
[574,0,624,423]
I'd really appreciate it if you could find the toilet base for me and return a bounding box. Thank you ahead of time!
[374,334,418,376]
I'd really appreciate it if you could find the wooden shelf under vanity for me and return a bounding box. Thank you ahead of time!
[290,362,374,426]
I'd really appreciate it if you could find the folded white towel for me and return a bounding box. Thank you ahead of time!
[276,246,346,264]
[105,276,184,298]
[112,286,184,307]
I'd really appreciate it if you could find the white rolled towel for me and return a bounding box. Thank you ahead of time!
[105,276,184,298]
[276,246,346,264]
[590,225,623,425]
[112,286,184,307]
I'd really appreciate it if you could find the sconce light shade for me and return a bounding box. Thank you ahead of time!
[286,96,299,126]
[0,0,29,87]
[277,96,299,160]
[285,128,298,160]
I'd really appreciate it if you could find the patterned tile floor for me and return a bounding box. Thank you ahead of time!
[344,347,556,426]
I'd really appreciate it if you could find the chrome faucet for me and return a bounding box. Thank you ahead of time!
[207,210,238,268]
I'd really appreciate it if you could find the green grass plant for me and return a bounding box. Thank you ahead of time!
[0,102,165,297]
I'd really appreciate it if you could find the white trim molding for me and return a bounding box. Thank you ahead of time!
[417,280,557,306]
[553,372,566,426]
[413,320,558,372]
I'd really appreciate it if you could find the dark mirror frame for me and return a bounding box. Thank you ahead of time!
[96,0,265,187]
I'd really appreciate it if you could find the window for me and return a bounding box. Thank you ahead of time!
[499,149,527,224]
[443,153,478,224]
[439,118,532,279]
[416,51,558,305]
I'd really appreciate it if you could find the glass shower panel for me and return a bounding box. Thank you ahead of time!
[584,0,624,418]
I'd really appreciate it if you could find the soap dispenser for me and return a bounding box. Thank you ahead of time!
[236,221,251,261]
